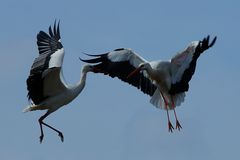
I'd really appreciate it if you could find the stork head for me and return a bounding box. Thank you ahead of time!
[138,62,152,71]
[82,64,102,74]
[127,62,151,78]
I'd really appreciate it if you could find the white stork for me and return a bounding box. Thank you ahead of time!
[24,21,95,143]
[80,36,217,132]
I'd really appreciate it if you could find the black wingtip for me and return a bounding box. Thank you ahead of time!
[54,20,60,35]
[81,52,105,57]
[209,36,217,48]
[79,57,84,61]
[204,35,210,43]
[54,20,57,35]
[48,20,61,38]
[200,35,217,50]
[79,57,103,63]
[57,20,60,38]
[49,25,53,37]
[79,57,95,63]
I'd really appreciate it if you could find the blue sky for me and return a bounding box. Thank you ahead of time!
[0,0,239,159]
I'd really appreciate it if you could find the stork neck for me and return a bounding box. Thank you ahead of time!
[78,70,87,91]
[144,64,154,76]
[72,70,87,96]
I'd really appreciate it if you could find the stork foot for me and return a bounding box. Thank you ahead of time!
[168,121,174,132]
[58,132,64,142]
[39,135,44,143]
[176,120,182,131]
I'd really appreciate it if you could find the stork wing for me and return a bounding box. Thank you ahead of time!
[81,48,157,96]
[27,21,67,104]
[169,35,217,94]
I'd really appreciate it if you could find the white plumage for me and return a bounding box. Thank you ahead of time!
[81,36,217,132]
[24,21,95,143]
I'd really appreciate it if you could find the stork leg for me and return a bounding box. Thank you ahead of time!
[173,109,182,131]
[171,96,182,131]
[160,91,174,132]
[166,109,174,132]
[38,111,64,143]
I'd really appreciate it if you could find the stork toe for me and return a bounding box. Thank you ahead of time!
[176,120,182,131]
[58,132,64,142]
[168,121,174,132]
[39,135,44,143]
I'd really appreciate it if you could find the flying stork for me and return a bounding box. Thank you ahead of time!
[24,21,95,143]
[80,36,217,132]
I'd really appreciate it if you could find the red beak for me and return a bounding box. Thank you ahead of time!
[92,67,102,73]
[127,67,142,79]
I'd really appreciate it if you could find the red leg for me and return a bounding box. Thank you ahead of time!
[160,91,174,132]
[160,91,168,108]
[173,109,182,130]
[167,109,174,132]
[171,96,182,131]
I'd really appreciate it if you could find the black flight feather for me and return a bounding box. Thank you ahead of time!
[169,36,217,94]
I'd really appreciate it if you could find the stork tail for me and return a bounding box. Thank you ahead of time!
[22,105,44,112]
[150,90,185,110]
[150,90,164,109]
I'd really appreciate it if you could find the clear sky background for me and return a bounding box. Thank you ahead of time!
[0,0,239,159]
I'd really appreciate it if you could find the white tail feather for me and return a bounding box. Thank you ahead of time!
[150,90,164,109]
[150,89,186,110]
[23,106,32,112]
[22,105,43,112]
[172,92,185,107]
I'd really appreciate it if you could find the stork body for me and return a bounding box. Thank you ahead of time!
[24,22,94,143]
[81,36,216,132]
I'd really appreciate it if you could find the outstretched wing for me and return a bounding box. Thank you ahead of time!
[169,35,217,94]
[80,48,157,96]
[27,21,67,104]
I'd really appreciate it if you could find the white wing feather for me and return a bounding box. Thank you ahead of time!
[48,48,65,68]
[42,48,67,97]
[107,48,148,67]
[171,41,199,84]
